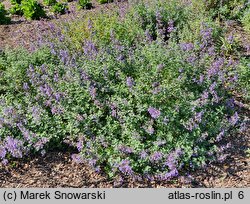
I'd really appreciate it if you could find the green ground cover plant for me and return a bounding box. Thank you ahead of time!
[78,0,92,9]
[43,0,57,6]
[97,0,113,4]
[0,2,10,24]
[21,0,46,20]
[241,7,250,34]
[51,2,68,14]
[9,0,23,15]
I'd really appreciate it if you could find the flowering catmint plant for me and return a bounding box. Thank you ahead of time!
[118,160,133,175]
[0,0,246,183]
[148,107,161,119]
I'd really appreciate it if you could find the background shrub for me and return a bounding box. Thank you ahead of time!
[21,0,46,20]
[0,2,10,24]
[9,0,23,15]
[43,0,57,6]
[54,0,192,51]
[78,0,92,9]
[237,58,250,101]
[241,7,250,34]
[51,2,68,14]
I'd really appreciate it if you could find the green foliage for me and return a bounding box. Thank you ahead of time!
[78,0,92,9]
[0,47,56,95]
[10,0,23,15]
[11,0,22,3]
[97,0,113,4]
[59,0,191,50]
[51,2,68,14]
[21,0,46,20]
[246,148,250,157]
[203,0,248,20]
[59,11,141,50]
[237,58,250,101]
[43,0,57,6]
[241,7,250,33]
[0,3,10,25]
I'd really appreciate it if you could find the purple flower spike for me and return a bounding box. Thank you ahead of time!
[118,145,134,154]
[89,85,97,99]
[148,107,161,119]
[150,151,163,162]
[145,29,153,42]
[229,112,239,126]
[227,34,234,44]
[167,20,174,33]
[23,83,29,91]
[126,77,134,88]
[71,154,84,164]
[4,136,23,158]
[165,168,179,180]
[180,43,194,51]
[140,150,148,159]
[118,160,133,175]
[0,145,6,159]
[216,129,225,142]
[76,140,83,152]
[145,125,155,135]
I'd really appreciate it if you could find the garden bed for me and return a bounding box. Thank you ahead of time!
[0,0,249,188]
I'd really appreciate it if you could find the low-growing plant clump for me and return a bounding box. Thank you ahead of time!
[43,0,57,6]
[9,0,23,15]
[203,0,248,20]
[0,0,249,183]
[78,0,92,9]
[0,2,10,24]
[51,2,68,14]
[241,7,250,34]
[21,0,46,20]
[9,0,47,20]
[97,0,113,4]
